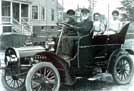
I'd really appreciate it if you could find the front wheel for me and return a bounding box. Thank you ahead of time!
[1,70,25,91]
[25,62,60,91]
[110,54,134,85]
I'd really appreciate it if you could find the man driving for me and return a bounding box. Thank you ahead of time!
[61,9,77,60]
[63,9,77,36]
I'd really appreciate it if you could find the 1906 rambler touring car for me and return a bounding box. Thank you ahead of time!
[1,22,134,91]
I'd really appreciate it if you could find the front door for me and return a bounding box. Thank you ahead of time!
[92,35,108,59]
[78,34,96,69]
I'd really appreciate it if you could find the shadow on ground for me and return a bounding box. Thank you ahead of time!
[60,78,115,91]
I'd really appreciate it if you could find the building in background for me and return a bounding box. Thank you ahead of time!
[0,0,32,49]
[0,0,63,49]
[0,0,63,36]
[30,0,63,36]
[29,0,63,44]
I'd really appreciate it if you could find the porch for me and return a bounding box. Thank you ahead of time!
[0,0,32,35]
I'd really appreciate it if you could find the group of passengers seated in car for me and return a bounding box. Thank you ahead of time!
[93,10,129,36]
[60,8,129,70]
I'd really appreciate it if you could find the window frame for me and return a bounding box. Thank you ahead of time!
[41,7,45,20]
[32,5,39,19]
[51,8,55,21]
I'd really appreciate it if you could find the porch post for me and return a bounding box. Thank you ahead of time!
[10,1,13,23]
[28,4,32,34]
[19,3,22,23]
[28,4,31,22]
[0,0,2,35]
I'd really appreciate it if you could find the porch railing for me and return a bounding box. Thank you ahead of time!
[12,18,23,33]
[2,16,11,24]
[2,16,32,35]
[21,17,32,35]
[21,17,29,23]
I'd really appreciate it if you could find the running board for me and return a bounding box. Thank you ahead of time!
[88,73,112,81]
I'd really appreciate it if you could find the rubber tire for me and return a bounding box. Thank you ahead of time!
[25,62,60,91]
[1,70,25,91]
[109,54,134,85]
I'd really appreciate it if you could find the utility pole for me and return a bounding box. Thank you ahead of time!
[45,0,48,31]
[88,0,93,20]
[62,0,64,22]
[0,0,2,35]
[88,0,91,9]
[107,2,110,30]
[56,0,58,23]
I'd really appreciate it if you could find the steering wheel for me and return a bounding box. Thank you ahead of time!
[56,22,79,54]
[57,23,79,30]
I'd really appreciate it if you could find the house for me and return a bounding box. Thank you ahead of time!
[0,0,63,49]
[0,0,63,36]
[0,0,32,49]
[30,0,63,36]
[30,0,63,44]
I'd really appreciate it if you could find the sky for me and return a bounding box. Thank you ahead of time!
[94,0,122,15]
[58,0,122,17]
[58,0,89,11]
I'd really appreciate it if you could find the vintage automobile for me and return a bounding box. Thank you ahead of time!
[1,22,134,91]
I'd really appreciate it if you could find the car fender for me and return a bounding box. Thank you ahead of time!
[35,51,74,85]
[107,49,128,72]
[125,49,134,55]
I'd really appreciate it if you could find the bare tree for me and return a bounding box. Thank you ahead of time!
[120,0,134,21]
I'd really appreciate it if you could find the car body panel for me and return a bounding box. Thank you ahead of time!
[122,22,134,53]
[92,23,129,60]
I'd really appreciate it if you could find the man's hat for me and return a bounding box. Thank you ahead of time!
[94,12,101,16]
[112,10,119,15]
[81,8,90,14]
[66,9,75,15]
[121,13,128,18]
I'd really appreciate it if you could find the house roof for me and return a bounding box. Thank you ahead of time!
[57,2,64,10]
[12,0,31,3]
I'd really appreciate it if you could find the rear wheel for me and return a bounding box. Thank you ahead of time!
[25,62,60,91]
[110,54,134,85]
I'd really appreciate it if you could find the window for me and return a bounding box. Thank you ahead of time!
[41,26,45,31]
[3,26,12,33]
[41,7,45,20]
[32,6,38,19]
[51,26,54,29]
[51,9,55,21]
[21,4,28,17]
[2,1,10,16]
